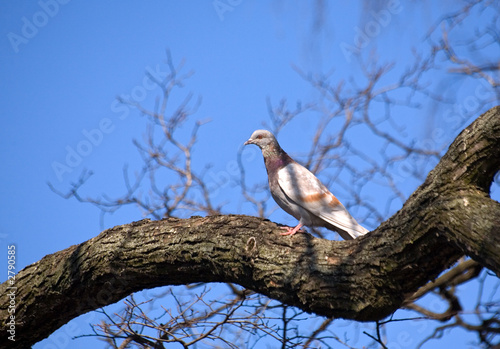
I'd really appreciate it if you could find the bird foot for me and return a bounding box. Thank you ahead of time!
[280,224,304,236]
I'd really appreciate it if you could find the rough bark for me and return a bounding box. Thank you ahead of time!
[1,107,499,348]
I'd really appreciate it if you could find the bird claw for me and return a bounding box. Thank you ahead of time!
[280,225,304,236]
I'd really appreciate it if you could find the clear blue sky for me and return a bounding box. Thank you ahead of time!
[1,1,498,348]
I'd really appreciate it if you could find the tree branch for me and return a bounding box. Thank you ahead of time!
[2,106,499,348]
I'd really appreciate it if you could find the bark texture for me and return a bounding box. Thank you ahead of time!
[1,107,499,348]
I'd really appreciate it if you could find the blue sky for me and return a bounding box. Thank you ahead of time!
[1,1,498,348]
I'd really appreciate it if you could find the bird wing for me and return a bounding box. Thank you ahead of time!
[277,162,368,238]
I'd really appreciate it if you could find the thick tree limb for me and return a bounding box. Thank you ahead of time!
[1,107,499,348]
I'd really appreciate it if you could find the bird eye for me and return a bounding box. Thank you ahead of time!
[257,135,263,139]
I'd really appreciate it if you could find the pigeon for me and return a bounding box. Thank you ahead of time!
[244,129,369,240]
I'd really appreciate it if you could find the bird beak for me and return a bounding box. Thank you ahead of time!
[244,139,252,146]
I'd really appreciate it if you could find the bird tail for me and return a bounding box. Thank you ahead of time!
[325,219,369,240]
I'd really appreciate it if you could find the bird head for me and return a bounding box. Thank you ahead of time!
[244,130,277,149]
